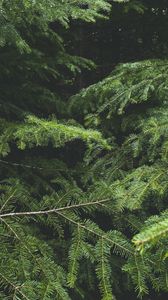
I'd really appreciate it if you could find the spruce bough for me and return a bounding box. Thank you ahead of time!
[1,1,168,299]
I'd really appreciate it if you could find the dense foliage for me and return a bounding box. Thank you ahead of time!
[1,1,168,299]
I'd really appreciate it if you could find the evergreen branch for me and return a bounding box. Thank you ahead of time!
[0,198,111,218]
[57,212,133,255]
[0,189,17,213]
[96,62,168,69]
[133,218,168,249]
[0,159,44,170]
[101,238,108,297]
[67,224,82,287]
[99,236,113,299]
[134,253,149,296]
[42,282,50,300]
[0,218,52,281]
[0,272,30,300]
[1,217,71,299]
[0,217,39,260]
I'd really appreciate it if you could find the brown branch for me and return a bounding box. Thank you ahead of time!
[0,198,111,218]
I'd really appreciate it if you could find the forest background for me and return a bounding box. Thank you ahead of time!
[1,1,168,299]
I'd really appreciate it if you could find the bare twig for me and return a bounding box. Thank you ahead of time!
[0,198,111,218]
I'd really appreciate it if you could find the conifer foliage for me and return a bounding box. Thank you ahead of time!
[1,0,168,299]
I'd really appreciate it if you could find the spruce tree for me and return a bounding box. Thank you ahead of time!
[1,1,168,300]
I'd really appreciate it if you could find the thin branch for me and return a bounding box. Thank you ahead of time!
[0,158,65,172]
[0,272,30,300]
[0,217,56,282]
[0,198,111,218]
[56,211,134,255]
[97,62,168,69]
[0,159,47,171]
[0,189,17,213]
